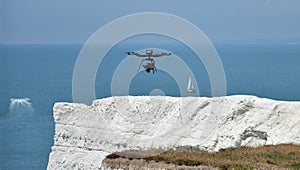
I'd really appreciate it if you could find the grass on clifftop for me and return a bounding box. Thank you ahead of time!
[104,144,300,169]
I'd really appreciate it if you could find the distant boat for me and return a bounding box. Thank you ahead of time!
[187,76,196,93]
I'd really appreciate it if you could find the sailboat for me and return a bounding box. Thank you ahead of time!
[187,76,196,93]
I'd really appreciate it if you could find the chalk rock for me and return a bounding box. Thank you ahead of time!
[47,95,300,169]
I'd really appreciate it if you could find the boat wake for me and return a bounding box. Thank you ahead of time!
[9,98,34,114]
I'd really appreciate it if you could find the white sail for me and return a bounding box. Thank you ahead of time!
[187,76,196,93]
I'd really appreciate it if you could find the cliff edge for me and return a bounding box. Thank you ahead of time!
[47,95,300,169]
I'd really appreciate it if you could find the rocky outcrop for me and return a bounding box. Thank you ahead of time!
[47,95,300,169]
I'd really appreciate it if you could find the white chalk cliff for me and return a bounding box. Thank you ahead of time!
[47,95,300,169]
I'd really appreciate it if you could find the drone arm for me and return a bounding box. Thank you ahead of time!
[127,52,147,57]
[152,52,172,57]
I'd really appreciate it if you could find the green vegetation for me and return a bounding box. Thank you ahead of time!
[104,144,300,169]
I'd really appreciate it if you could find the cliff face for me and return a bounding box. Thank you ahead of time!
[47,95,300,169]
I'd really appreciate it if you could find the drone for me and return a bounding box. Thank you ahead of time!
[127,49,172,74]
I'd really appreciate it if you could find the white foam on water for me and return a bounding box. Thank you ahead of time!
[9,98,34,114]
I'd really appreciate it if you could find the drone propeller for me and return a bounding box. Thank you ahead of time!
[124,52,135,55]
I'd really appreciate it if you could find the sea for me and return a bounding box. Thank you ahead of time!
[0,42,300,169]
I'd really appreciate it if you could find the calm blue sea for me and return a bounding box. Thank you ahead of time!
[0,43,300,169]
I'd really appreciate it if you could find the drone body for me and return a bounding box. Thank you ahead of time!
[127,49,172,74]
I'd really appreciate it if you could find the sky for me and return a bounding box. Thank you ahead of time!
[1,0,300,44]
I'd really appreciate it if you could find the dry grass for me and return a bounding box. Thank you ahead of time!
[103,144,300,169]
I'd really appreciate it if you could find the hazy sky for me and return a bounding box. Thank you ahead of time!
[1,0,300,44]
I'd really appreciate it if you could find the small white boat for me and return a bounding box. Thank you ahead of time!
[187,76,196,93]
